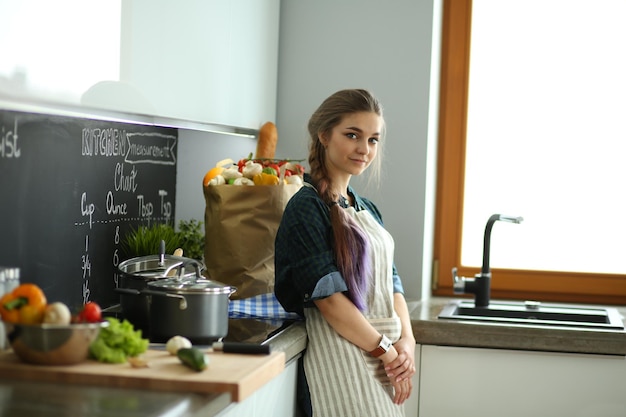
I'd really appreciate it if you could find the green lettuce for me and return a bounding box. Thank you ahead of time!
[89,317,149,363]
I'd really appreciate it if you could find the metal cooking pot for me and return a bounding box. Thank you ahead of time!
[145,277,235,344]
[116,255,206,333]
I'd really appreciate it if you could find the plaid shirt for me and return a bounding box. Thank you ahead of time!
[274,178,404,317]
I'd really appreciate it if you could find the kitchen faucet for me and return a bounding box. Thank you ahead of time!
[452,214,523,307]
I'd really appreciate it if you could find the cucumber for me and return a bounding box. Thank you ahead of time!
[177,347,209,372]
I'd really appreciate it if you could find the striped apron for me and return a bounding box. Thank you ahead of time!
[304,207,404,417]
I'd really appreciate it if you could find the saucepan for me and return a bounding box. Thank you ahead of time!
[116,249,206,334]
[117,257,235,344]
[143,272,236,344]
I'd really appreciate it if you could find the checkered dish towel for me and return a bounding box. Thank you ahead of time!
[228,293,302,320]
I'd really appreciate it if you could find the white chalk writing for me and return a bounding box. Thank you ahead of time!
[81,127,127,157]
[0,118,20,158]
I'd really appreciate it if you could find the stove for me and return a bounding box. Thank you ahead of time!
[102,304,295,345]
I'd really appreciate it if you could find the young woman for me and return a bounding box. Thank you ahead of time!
[275,89,416,416]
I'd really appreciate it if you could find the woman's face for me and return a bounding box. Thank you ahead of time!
[321,111,381,180]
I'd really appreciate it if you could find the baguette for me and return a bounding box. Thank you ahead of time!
[255,121,278,160]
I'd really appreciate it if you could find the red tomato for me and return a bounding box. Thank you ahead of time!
[79,302,102,323]
[237,158,248,173]
[293,164,305,175]
[256,159,270,167]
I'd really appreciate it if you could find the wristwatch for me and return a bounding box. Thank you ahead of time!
[369,334,392,358]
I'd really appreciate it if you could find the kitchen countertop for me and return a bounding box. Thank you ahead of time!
[276,297,626,357]
[0,318,304,417]
[0,378,232,416]
[409,297,626,356]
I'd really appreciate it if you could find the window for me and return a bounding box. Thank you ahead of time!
[433,0,626,305]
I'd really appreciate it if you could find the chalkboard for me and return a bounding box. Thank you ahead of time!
[0,109,177,310]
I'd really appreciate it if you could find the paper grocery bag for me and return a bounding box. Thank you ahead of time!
[203,183,301,299]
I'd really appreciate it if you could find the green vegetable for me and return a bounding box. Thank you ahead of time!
[89,318,149,363]
[262,166,277,176]
[177,347,209,372]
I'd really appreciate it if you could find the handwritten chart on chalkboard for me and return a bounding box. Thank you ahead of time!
[0,109,177,310]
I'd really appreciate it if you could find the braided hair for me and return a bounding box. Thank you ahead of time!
[307,89,384,311]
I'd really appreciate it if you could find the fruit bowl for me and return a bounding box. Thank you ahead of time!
[3,320,109,365]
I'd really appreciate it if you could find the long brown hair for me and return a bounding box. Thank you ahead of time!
[307,89,384,311]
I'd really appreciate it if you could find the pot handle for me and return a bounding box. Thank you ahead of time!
[115,287,142,296]
[141,289,188,310]
[177,258,203,280]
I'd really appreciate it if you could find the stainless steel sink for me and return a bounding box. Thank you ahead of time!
[438,300,625,330]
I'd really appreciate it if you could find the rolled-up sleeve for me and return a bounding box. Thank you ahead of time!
[392,272,404,294]
[310,271,348,300]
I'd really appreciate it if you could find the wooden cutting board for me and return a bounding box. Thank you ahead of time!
[0,349,285,402]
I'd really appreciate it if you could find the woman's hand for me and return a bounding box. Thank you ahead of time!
[384,336,416,404]
[391,375,412,405]
[385,336,416,382]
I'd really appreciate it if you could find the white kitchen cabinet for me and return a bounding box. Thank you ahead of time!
[418,344,626,417]
[1,0,279,129]
[120,0,279,129]
[216,355,299,417]
[402,344,422,417]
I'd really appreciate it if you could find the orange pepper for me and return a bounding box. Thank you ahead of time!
[18,304,45,324]
[0,292,19,323]
[0,283,47,324]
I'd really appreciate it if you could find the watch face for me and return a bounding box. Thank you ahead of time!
[381,335,392,351]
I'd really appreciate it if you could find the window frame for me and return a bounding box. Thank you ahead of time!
[432,0,626,305]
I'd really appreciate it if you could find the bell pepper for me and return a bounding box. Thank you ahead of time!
[262,166,278,177]
[269,164,281,177]
[0,283,47,324]
[0,293,19,323]
[253,172,280,185]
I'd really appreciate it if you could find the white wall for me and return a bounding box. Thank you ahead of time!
[275,0,442,300]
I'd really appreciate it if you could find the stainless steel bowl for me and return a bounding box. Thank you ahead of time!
[4,321,109,365]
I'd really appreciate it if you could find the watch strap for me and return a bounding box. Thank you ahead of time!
[369,334,392,358]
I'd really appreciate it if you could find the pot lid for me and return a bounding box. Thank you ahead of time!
[118,255,205,280]
[147,277,234,294]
